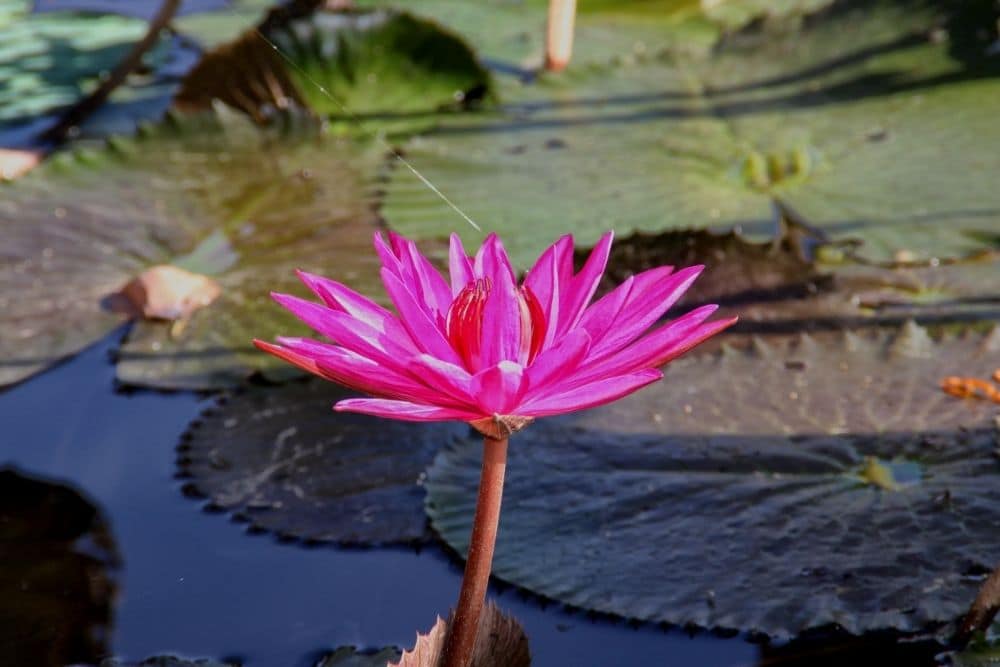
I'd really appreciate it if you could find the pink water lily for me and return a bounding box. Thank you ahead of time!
[255,230,735,427]
[256,229,734,667]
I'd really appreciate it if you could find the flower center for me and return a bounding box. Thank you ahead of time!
[446,278,547,370]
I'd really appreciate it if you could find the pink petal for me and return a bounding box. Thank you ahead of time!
[407,354,476,404]
[577,306,736,382]
[381,269,464,366]
[479,251,521,366]
[523,234,572,349]
[471,361,525,414]
[558,231,613,337]
[473,233,515,283]
[578,274,636,345]
[396,235,454,321]
[374,232,403,276]
[587,265,703,360]
[335,398,483,422]
[448,233,474,295]
[254,339,324,377]
[518,369,663,417]
[294,270,413,345]
[523,328,591,396]
[271,292,414,373]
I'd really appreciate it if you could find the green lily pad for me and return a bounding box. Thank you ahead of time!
[583,230,1000,331]
[380,2,1000,268]
[0,0,183,142]
[0,467,119,667]
[100,658,238,667]
[355,0,705,68]
[175,8,494,133]
[171,0,275,48]
[427,324,1000,638]
[318,647,402,667]
[0,109,384,389]
[178,379,470,545]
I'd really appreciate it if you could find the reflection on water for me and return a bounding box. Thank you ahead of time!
[0,468,119,667]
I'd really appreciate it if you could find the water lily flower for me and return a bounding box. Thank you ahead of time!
[255,230,734,432]
[255,230,735,667]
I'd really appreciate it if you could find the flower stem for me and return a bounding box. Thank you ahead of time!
[442,435,509,667]
[545,0,577,72]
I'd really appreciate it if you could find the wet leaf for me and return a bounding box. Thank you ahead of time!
[582,231,1000,332]
[0,147,43,180]
[175,8,493,134]
[317,646,402,667]
[0,109,384,389]
[380,2,1000,268]
[171,0,275,48]
[0,467,119,666]
[427,324,1000,638]
[118,265,222,321]
[357,0,723,68]
[100,657,238,667]
[0,0,196,143]
[700,0,835,31]
[390,603,530,667]
[178,380,469,545]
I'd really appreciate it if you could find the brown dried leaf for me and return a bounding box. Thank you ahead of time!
[0,148,44,180]
[390,603,530,667]
[118,265,221,321]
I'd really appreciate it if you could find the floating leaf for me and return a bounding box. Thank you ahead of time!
[317,647,402,667]
[581,230,1000,331]
[0,467,119,666]
[390,603,530,667]
[357,0,726,68]
[170,0,275,48]
[178,380,469,545]
[100,658,238,667]
[175,8,494,133]
[380,2,1000,268]
[0,0,195,143]
[0,109,384,389]
[700,0,835,31]
[427,324,1000,637]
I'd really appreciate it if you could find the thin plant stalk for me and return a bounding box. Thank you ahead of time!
[545,0,577,71]
[441,435,509,667]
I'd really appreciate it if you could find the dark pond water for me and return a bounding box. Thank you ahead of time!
[0,330,768,666]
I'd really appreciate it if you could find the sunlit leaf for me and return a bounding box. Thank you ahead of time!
[175,8,494,134]
[0,109,384,389]
[390,603,530,667]
[0,467,119,666]
[380,2,1000,268]
[427,324,1000,637]
[0,0,196,143]
[178,380,469,545]
[583,230,1000,331]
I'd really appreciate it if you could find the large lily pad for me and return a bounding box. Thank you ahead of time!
[174,8,494,132]
[582,230,1000,331]
[0,467,119,666]
[380,2,1000,268]
[0,0,189,143]
[178,380,469,545]
[427,324,1000,638]
[0,109,384,389]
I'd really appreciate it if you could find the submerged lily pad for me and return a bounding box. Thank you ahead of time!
[427,324,1000,637]
[175,8,494,132]
[0,109,383,389]
[0,467,119,666]
[178,380,469,545]
[381,2,1000,268]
